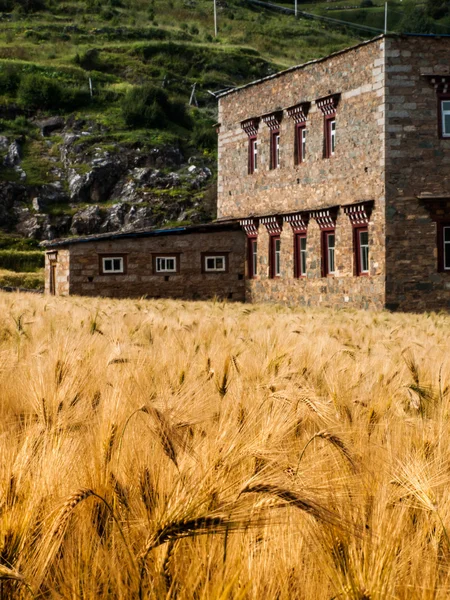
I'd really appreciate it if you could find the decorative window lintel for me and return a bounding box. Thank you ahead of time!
[241,117,260,137]
[316,93,340,116]
[260,215,282,235]
[343,201,374,226]
[262,110,283,131]
[286,102,310,124]
[311,207,339,230]
[239,218,259,237]
[283,212,310,232]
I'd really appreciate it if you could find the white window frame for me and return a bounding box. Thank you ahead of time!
[155,256,177,273]
[359,229,369,274]
[252,138,258,172]
[204,255,226,272]
[300,235,307,276]
[330,119,336,155]
[252,239,258,277]
[275,132,280,168]
[327,232,335,274]
[102,256,124,274]
[301,128,307,162]
[441,99,450,138]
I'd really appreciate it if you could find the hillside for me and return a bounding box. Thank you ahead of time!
[0,0,449,286]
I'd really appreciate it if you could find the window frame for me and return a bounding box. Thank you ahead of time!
[354,226,369,276]
[295,123,307,165]
[201,252,229,273]
[294,232,307,278]
[269,235,281,279]
[152,253,180,274]
[248,135,258,174]
[324,115,336,158]
[438,94,450,139]
[321,229,336,277]
[270,130,280,170]
[247,236,258,279]
[437,222,450,272]
[99,254,127,275]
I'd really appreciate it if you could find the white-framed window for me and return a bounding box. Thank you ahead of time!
[359,229,369,274]
[330,119,336,155]
[102,256,124,273]
[204,255,226,272]
[249,137,258,174]
[301,128,307,161]
[441,99,450,138]
[155,256,177,273]
[322,231,335,276]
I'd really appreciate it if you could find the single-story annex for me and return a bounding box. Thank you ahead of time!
[44,34,450,311]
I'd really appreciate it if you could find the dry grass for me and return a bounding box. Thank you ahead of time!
[0,291,449,599]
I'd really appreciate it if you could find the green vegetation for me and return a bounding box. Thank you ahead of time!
[0,268,44,289]
[0,249,44,272]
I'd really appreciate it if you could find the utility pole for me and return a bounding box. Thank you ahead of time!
[295,0,297,18]
[384,2,388,33]
[214,0,218,37]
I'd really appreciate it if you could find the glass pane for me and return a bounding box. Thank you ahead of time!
[104,259,112,271]
[275,239,281,252]
[444,114,450,135]
[300,237,306,251]
[443,101,450,111]
[444,227,450,242]
[206,258,215,269]
[216,257,224,269]
[113,259,121,270]
[360,231,369,246]
[361,246,369,272]
[445,242,450,270]
[167,259,175,270]
[254,141,258,170]
[328,234,335,249]
[329,247,335,273]
[253,241,257,276]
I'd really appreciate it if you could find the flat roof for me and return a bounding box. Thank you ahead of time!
[42,220,241,249]
[217,33,450,99]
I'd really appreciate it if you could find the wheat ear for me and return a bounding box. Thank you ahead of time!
[295,430,356,475]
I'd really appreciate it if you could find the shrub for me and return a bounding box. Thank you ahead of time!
[360,0,373,7]
[0,250,44,272]
[0,65,20,95]
[17,73,63,110]
[121,85,189,130]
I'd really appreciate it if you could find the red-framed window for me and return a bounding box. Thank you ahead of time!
[270,130,280,169]
[295,124,307,165]
[294,233,307,277]
[247,237,258,278]
[439,95,450,139]
[248,136,258,174]
[354,227,369,276]
[324,115,336,158]
[269,235,281,278]
[321,229,335,276]
[438,222,450,272]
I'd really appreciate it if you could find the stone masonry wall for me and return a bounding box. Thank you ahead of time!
[385,36,450,312]
[218,38,387,309]
[58,230,246,301]
[45,248,70,296]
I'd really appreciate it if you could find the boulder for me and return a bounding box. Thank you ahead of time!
[100,203,128,232]
[70,205,102,235]
[36,116,65,137]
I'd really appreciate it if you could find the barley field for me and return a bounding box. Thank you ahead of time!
[0,292,450,599]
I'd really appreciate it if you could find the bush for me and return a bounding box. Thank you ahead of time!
[121,85,190,129]
[0,65,20,95]
[18,73,63,110]
[0,250,44,272]
[360,0,373,7]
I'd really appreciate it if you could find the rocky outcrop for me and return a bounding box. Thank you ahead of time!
[0,120,215,240]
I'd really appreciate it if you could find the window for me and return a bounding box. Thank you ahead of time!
[354,227,369,276]
[322,230,335,276]
[440,97,450,138]
[296,124,307,164]
[202,253,228,273]
[294,233,307,277]
[325,117,336,158]
[271,131,280,169]
[99,255,126,275]
[248,238,257,278]
[438,223,450,272]
[248,136,258,174]
[154,256,177,273]
[270,236,281,278]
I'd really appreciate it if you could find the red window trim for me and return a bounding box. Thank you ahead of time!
[437,221,450,273]
[295,123,306,165]
[321,228,335,277]
[438,93,450,140]
[353,226,369,277]
[269,234,281,279]
[270,130,280,170]
[248,136,257,174]
[247,236,258,278]
[324,114,336,159]
[294,232,307,278]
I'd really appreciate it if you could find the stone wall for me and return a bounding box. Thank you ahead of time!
[246,212,385,310]
[49,230,247,301]
[385,36,450,311]
[45,248,70,296]
[218,37,387,310]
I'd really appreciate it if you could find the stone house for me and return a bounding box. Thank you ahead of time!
[45,34,450,310]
